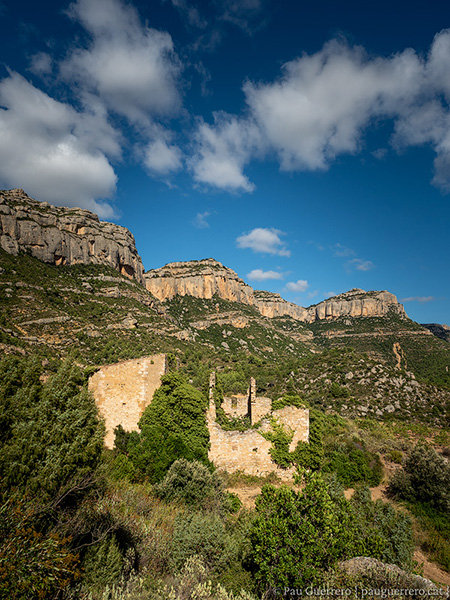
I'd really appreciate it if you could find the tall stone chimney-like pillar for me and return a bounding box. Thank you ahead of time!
[248,377,257,425]
[207,371,216,421]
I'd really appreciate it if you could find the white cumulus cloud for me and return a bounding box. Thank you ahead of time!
[144,135,182,175]
[63,0,182,124]
[0,72,118,217]
[236,227,290,256]
[190,113,260,191]
[285,279,309,292]
[191,30,450,192]
[247,269,284,281]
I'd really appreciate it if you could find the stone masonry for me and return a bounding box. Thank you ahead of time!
[89,358,309,479]
[89,354,167,448]
[207,373,309,479]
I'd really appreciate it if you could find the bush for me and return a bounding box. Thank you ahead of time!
[322,440,383,487]
[250,473,354,591]
[116,373,211,483]
[82,533,124,591]
[350,486,414,568]
[154,459,227,511]
[0,493,80,599]
[171,511,226,571]
[271,394,307,411]
[387,444,450,512]
[0,355,104,499]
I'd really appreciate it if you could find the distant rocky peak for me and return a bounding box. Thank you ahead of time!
[144,259,407,322]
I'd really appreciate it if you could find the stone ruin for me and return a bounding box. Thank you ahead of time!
[207,372,309,479]
[88,354,167,448]
[89,355,310,478]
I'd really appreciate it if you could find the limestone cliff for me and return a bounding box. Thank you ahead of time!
[305,289,406,322]
[0,189,144,283]
[145,259,406,322]
[145,258,254,304]
[253,289,307,320]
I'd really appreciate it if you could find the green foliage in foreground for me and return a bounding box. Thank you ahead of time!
[0,355,104,499]
[388,444,450,513]
[155,458,241,513]
[387,444,450,571]
[250,472,413,595]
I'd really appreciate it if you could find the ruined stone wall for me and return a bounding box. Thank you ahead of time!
[273,406,310,451]
[207,406,309,480]
[207,372,309,479]
[251,396,272,424]
[89,354,166,448]
[222,395,249,418]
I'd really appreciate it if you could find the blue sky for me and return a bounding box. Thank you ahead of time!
[0,0,449,324]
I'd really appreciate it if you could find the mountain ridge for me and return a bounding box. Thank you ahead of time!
[144,258,407,323]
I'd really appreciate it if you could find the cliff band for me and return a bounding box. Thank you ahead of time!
[0,189,144,283]
[144,259,406,322]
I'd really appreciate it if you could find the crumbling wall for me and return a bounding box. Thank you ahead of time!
[89,354,167,448]
[222,395,249,418]
[207,372,309,479]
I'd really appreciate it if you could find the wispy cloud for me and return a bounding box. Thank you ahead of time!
[347,258,375,271]
[372,148,388,160]
[285,279,309,292]
[324,291,337,298]
[193,210,212,228]
[247,269,284,281]
[332,243,355,258]
[236,227,290,256]
[401,296,436,303]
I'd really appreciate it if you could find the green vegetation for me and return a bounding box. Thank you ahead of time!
[249,472,413,595]
[1,248,450,597]
[387,445,450,571]
[113,372,210,483]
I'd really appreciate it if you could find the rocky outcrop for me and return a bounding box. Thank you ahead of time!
[0,189,144,283]
[305,289,406,322]
[254,289,307,320]
[422,323,450,342]
[145,259,407,322]
[145,258,254,304]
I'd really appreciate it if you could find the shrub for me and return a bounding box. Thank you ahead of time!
[0,493,80,599]
[271,394,307,411]
[322,441,383,487]
[249,473,354,592]
[82,533,124,591]
[154,459,226,511]
[350,486,414,568]
[387,444,450,512]
[171,511,226,571]
[0,356,104,499]
[116,373,211,483]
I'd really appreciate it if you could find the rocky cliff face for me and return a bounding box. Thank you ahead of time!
[145,258,254,304]
[305,289,406,322]
[145,259,406,322]
[0,189,144,283]
[253,289,307,320]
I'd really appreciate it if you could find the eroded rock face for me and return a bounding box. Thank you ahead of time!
[0,189,144,283]
[254,290,308,320]
[145,258,254,304]
[145,260,406,322]
[305,289,406,322]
